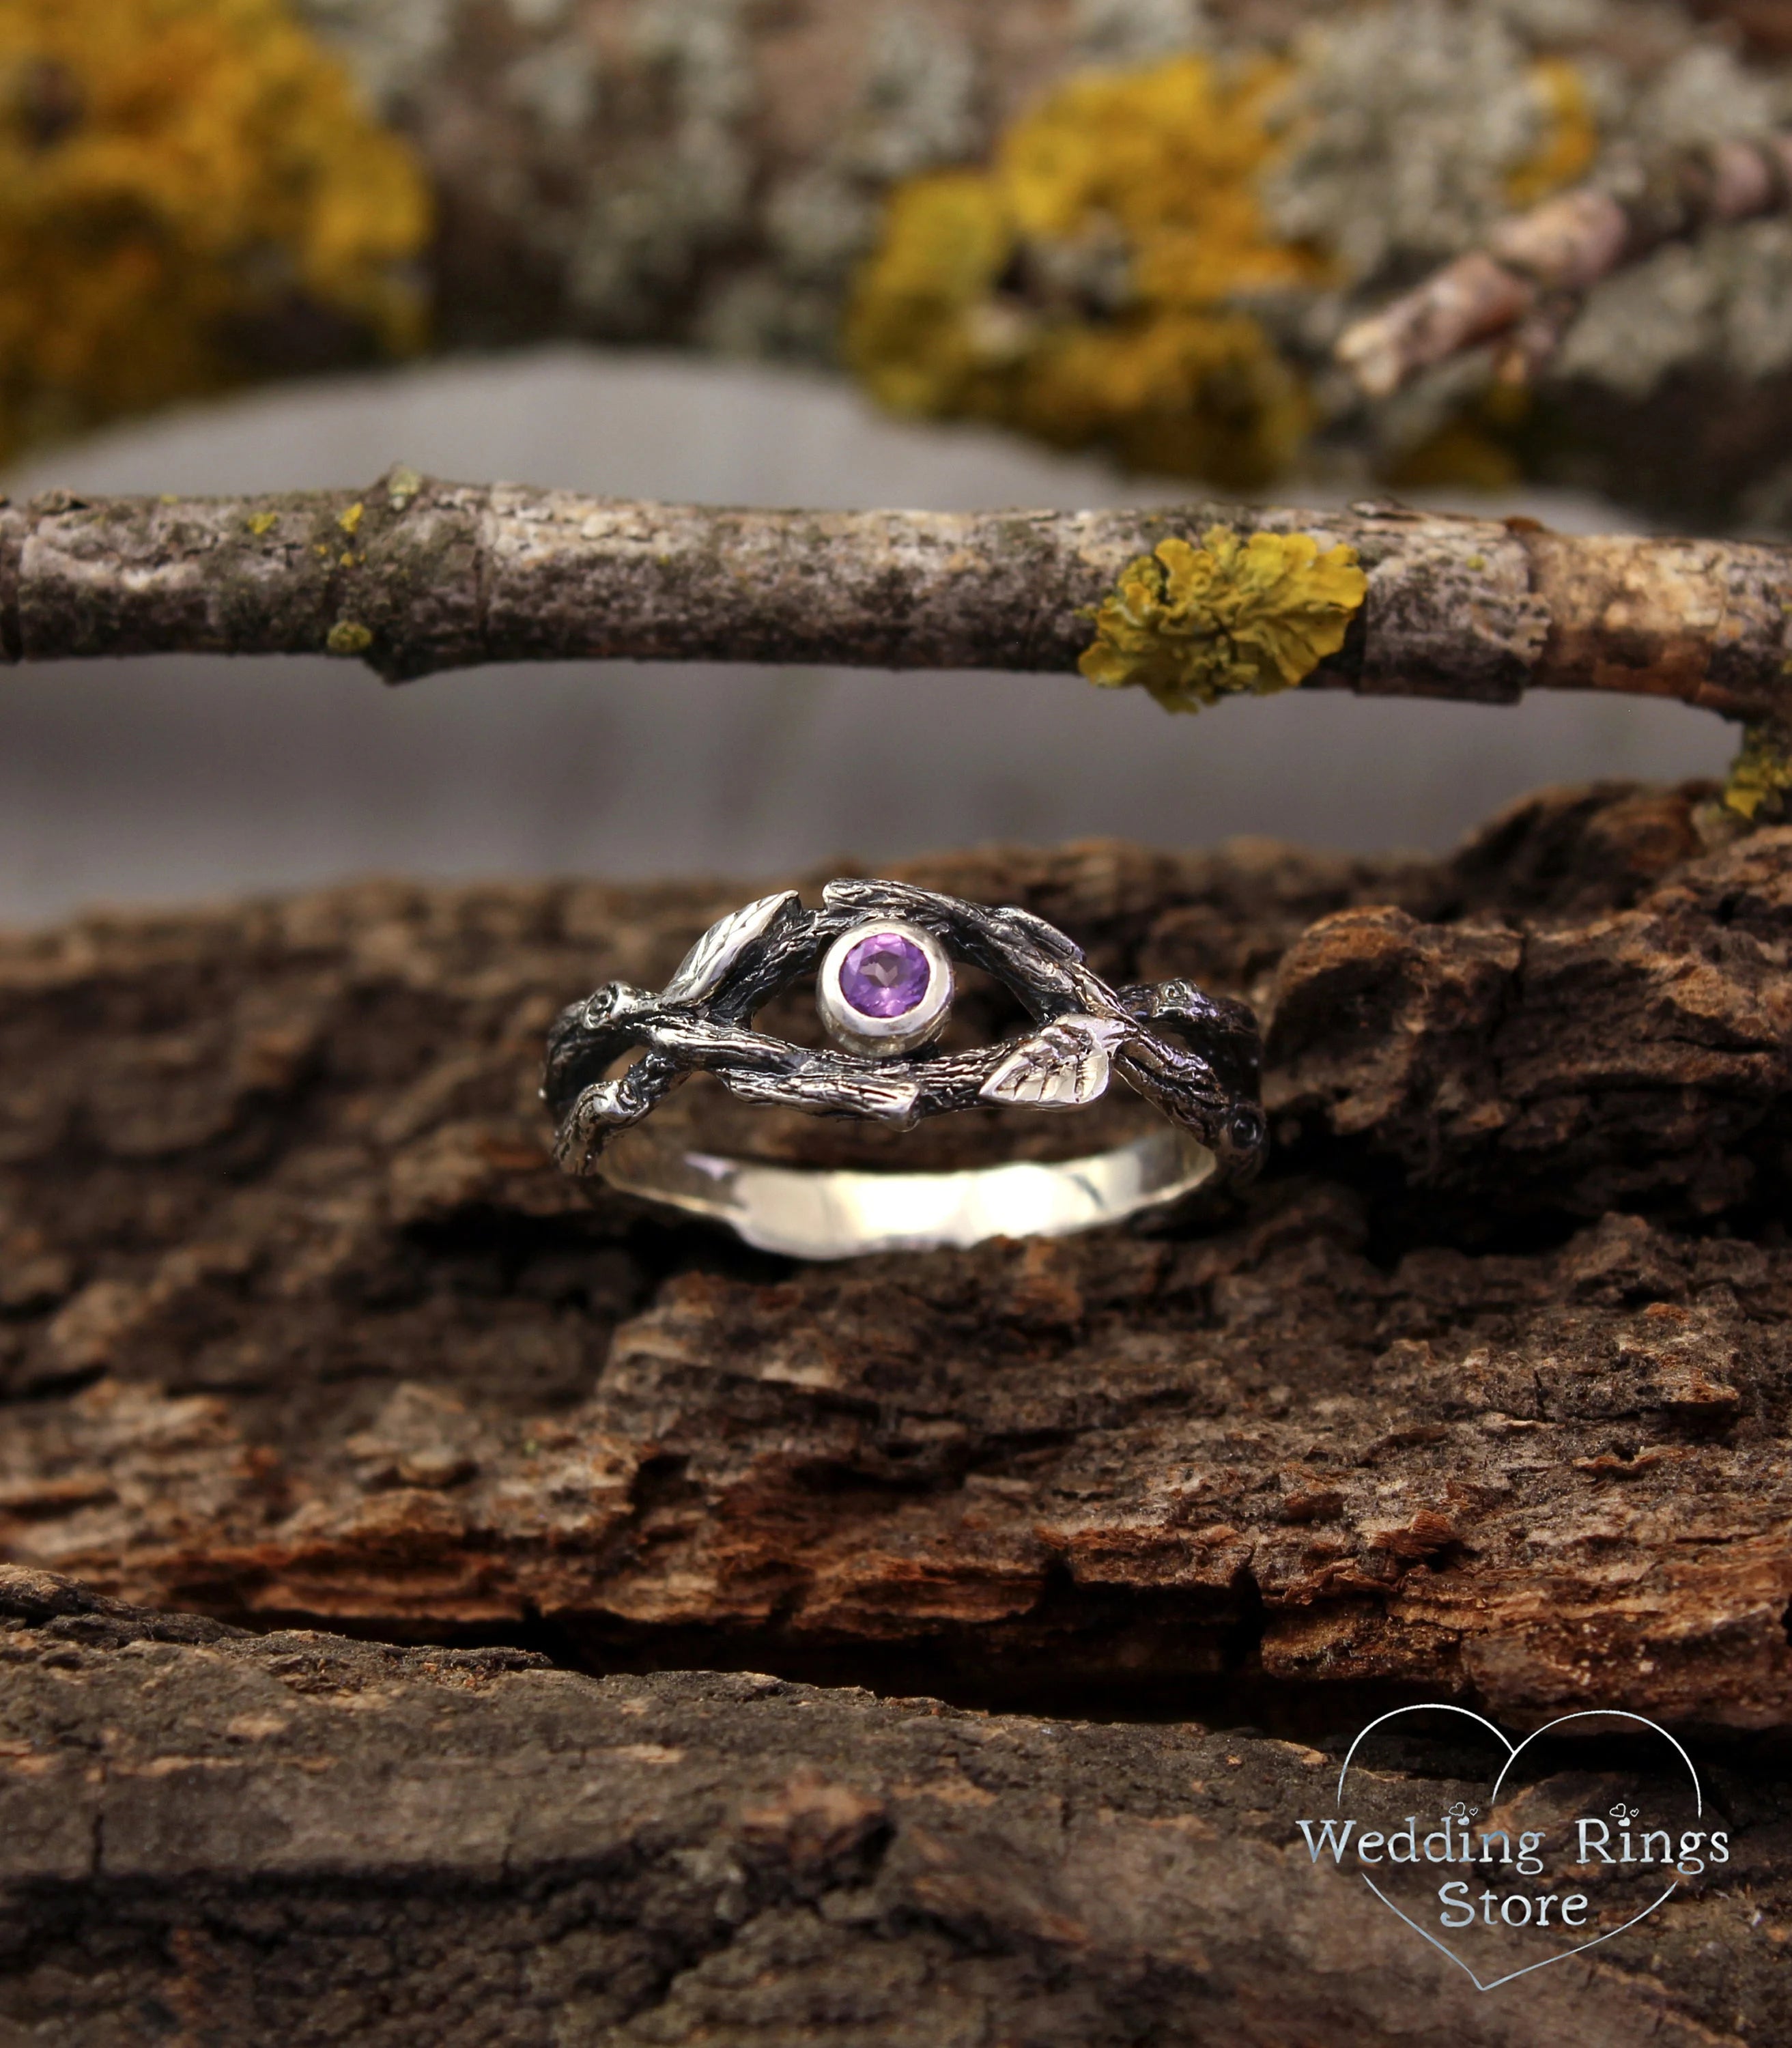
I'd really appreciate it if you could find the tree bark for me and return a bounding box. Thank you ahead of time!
[2,1561,1788,2048]
[5,481,1792,723]
[2,784,1789,1734]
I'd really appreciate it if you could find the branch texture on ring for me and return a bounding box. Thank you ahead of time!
[541,880,1267,1182]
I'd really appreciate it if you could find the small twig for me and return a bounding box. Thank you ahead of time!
[1337,134,1792,399]
[2,474,1790,724]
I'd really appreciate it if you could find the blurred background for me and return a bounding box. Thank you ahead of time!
[4,0,1780,925]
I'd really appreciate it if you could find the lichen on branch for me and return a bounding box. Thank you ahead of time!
[8,482,1792,739]
[1721,720,1792,822]
[1077,528,1367,711]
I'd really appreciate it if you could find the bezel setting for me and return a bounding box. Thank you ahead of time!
[816,918,954,1058]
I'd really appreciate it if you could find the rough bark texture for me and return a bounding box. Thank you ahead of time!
[5,482,1792,724]
[2,784,1789,1735]
[2,1563,1789,2048]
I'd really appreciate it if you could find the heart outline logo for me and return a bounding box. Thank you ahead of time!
[1334,1703,1703,1992]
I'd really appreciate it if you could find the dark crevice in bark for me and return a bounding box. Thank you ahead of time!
[160,1578,1434,1735]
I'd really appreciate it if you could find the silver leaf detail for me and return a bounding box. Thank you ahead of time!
[663,890,800,1007]
[978,1014,1129,1111]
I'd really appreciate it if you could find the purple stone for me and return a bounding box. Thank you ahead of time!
[838,930,930,1019]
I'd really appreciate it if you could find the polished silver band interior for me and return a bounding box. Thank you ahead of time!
[593,1124,1221,1260]
[542,879,1267,1260]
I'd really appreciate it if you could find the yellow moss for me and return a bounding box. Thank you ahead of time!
[324,618,372,655]
[1507,59,1598,209]
[1078,527,1367,712]
[0,0,430,461]
[245,509,277,535]
[847,55,1324,488]
[1721,722,1792,821]
[337,500,364,534]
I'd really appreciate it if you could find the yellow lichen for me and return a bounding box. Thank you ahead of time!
[1720,722,1792,821]
[1078,527,1367,712]
[0,0,430,462]
[324,618,372,656]
[1507,59,1598,209]
[246,509,277,535]
[337,500,364,534]
[847,55,1324,488]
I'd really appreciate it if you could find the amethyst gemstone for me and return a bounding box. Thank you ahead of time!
[838,931,931,1019]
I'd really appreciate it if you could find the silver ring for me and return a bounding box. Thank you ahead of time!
[542,879,1267,1260]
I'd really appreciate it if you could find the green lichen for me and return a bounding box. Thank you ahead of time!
[1720,721,1792,823]
[1078,527,1367,711]
[325,618,373,655]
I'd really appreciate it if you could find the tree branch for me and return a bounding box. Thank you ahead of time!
[4,477,1791,723]
[1336,134,1792,399]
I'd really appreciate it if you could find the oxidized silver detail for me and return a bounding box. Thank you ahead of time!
[541,879,1268,1256]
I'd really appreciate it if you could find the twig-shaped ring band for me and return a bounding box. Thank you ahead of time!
[542,879,1266,1259]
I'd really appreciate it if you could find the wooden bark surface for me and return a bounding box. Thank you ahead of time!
[1,1563,1788,2048]
[1,784,1789,1733]
[5,483,1792,725]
